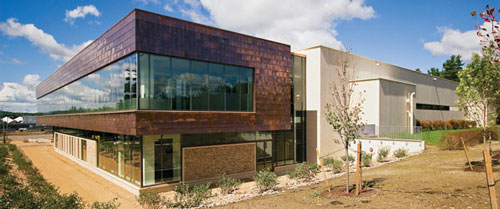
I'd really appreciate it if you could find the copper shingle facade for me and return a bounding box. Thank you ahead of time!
[37,9,291,135]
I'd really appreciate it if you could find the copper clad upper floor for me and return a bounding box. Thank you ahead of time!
[36,9,292,135]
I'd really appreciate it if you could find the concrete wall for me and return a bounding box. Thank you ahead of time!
[182,143,256,182]
[354,80,380,126]
[296,45,465,161]
[355,138,425,158]
[379,79,415,127]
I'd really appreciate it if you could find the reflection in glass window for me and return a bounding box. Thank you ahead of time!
[38,53,138,114]
[137,53,254,112]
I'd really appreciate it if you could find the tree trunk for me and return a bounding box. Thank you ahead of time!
[345,146,349,193]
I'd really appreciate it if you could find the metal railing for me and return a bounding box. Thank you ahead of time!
[358,125,423,140]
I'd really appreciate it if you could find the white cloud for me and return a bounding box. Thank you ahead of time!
[136,0,161,5]
[0,74,40,112]
[180,0,375,50]
[0,18,92,61]
[64,5,101,24]
[164,4,174,12]
[424,27,481,60]
[10,58,21,64]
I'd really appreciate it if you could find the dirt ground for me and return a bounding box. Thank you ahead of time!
[13,141,141,208]
[219,143,500,209]
[14,136,500,209]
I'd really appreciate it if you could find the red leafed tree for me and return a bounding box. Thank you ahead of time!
[472,5,500,68]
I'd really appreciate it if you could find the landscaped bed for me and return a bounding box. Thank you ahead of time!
[216,142,500,209]
[138,148,417,208]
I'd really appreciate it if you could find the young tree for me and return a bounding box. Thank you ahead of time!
[324,50,365,193]
[415,68,422,73]
[441,55,464,81]
[456,47,500,146]
[472,5,500,71]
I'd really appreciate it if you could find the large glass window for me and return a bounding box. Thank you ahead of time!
[38,54,138,114]
[138,53,254,112]
[292,55,306,163]
[55,127,141,186]
[143,134,181,186]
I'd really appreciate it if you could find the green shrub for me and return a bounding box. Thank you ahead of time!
[322,157,343,173]
[340,154,355,165]
[287,162,319,182]
[254,169,278,192]
[377,147,390,161]
[217,174,242,195]
[393,148,408,158]
[165,182,212,208]
[361,152,373,167]
[90,198,120,209]
[440,128,499,150]
[138,191,163,209]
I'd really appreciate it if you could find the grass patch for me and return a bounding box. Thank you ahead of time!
[421,125,500,145]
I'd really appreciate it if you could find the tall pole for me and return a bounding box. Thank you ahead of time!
[2,121,5,144]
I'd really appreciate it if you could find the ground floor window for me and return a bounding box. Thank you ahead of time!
[54,127,305,187]
[94,133,141,186]
[142,134,181,186]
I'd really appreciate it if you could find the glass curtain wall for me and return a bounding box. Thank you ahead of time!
[138,53,253,112]
[292,55,306,163]
[54,127,141,186]
[142,134,181,186]
[38,54,137,114]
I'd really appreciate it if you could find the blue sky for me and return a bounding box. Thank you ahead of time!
[0,0,496,112]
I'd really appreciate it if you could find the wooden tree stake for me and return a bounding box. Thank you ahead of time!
[483,149,498,209]
[461,137,473,171]
[355,141,362,195]
[316,148,331,192]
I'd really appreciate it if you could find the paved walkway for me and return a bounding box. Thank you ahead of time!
[14,141,140,208]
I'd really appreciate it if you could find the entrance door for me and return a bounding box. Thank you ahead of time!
[256,140,273,171]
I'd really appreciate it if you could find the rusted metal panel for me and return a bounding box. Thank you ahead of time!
[37,112,137,135]
[37,9,292,134]
[135,10,291,132]
[36,10,137,99]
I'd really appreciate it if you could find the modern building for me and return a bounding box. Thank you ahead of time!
[295,46,464,161]
[36,9,305,193]
[36,9,463,193]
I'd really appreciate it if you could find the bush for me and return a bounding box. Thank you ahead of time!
[393,148,408,158]
[138,191,163,209]
[90,198,120,209]
[432,120,445,130]
[217,174,242,195]
[361,152,373,167]
[254,169,278,192]
[440,128,499,150]
[419,119,476,131]
[165,182,212,208]
[377,147,390,161]
[322,157,343,173]
[287,162,319,182]
[340,154,355,165]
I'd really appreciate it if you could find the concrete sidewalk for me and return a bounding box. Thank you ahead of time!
[15,141,140,208]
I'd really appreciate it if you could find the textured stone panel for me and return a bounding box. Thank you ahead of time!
[182,143,256,182]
